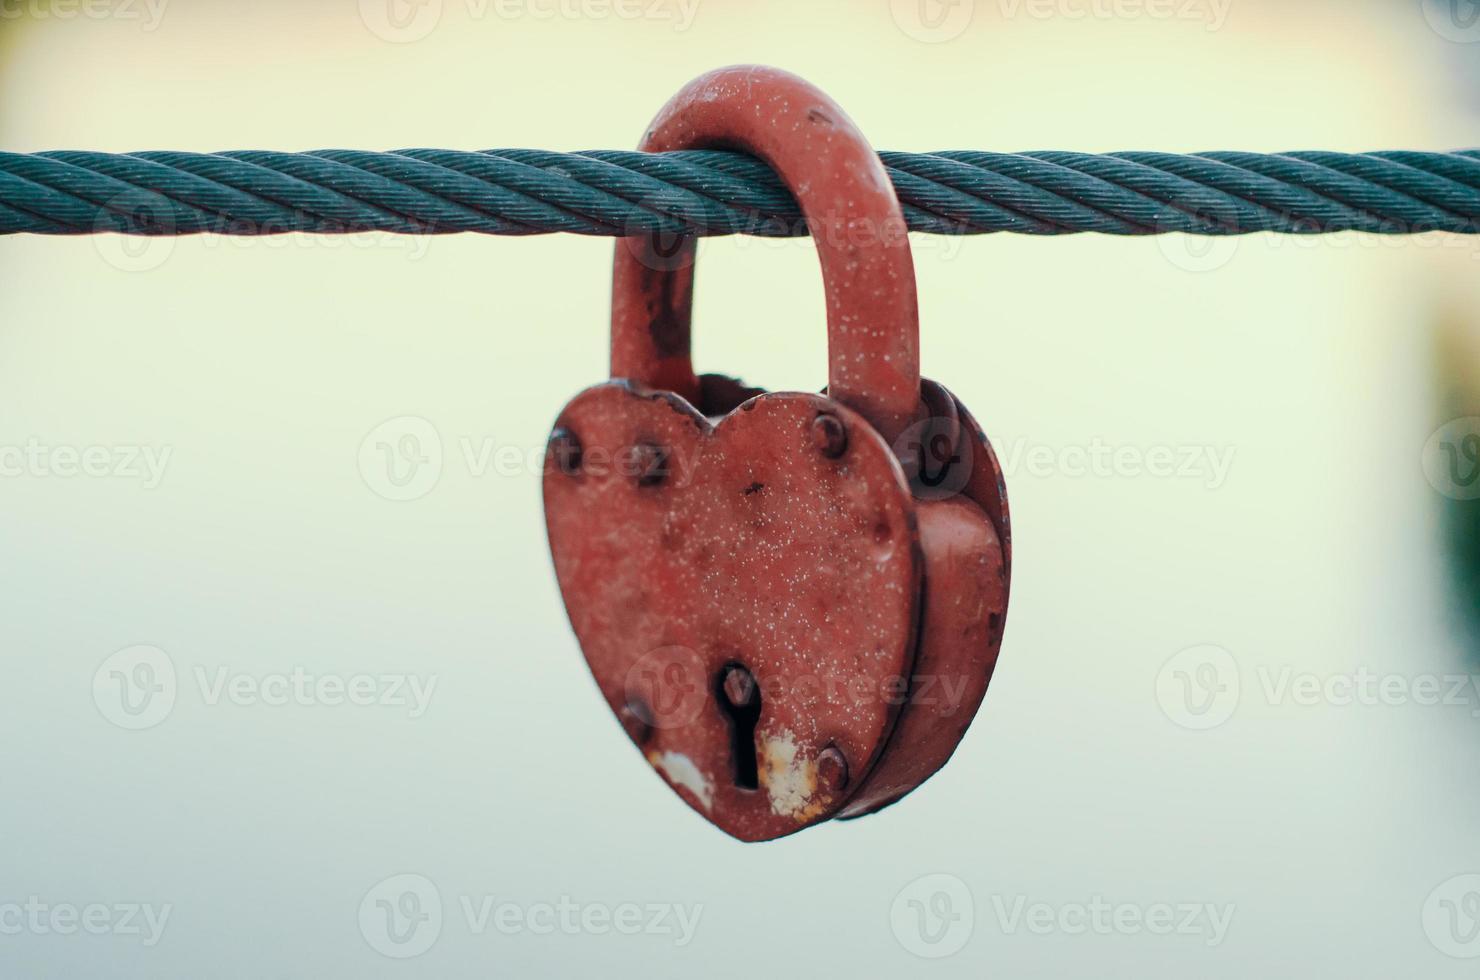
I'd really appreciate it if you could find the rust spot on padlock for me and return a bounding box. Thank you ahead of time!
[810,412,848,459]
[816,745,849,793]
[625,441,669,487]
[545,65,1012,841]
[548,427,582,476]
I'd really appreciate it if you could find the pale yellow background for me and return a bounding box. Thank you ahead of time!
[1,1,1479,977]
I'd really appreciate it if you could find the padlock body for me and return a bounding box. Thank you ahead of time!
[839,384,1012,817]
[544,379,1010,841]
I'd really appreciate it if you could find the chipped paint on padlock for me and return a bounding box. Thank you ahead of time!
[544,65,1011,841]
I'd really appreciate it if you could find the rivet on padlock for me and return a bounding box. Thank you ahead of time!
[544,65,1012,841]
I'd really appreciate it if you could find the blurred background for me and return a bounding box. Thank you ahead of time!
[1,0,1479,976]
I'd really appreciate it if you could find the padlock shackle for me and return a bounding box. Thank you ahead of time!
[611,65,922,442]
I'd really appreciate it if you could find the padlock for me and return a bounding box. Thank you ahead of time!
[543,65,1012,841]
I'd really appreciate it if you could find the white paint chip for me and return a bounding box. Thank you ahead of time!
[648,751,714,811]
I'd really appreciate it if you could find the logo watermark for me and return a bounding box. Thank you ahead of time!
[891,0,1230,45]
[357,417,709,501]
[358,0,701,43]
[358,874,702,958]
[92,646,438,730]
[1157,645,1480,730]
[893,413,975,501]
[359,420,1234,502]
[1154,191,1243,272]
[620,208,972,275]
[1423,417,1480,501]
[623,645,709,731]
[358,416,444,502]
[621,646,979,736]
[889,0,975,42]
[360,874,442,959]
[1421,0,1480,43]
[1424,873,1480,958]
[890,873,974,958]
[90,191,434,273]
[1157,212,1480,274]
[1155,644,1240,730]
[889,873,1234,955]
[92,645,177,731]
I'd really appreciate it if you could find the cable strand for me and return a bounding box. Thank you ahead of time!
[3,148,1477,238]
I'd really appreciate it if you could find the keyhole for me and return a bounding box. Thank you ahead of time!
[717,664,761,791]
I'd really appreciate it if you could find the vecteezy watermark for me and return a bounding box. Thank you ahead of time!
[889,0,975,42]
[893,413,975,501]
[358,874,702,959]
[90,191,435,274]
[360,874,442,959]
[357,417,706,501]
[894,417,1233,497]
[622,645,709,732]
[358,0,700,43]
[92,645,178,731]
[1157,645,1480,731]
[0,0,167,30]
[0,439,171,489]
[0,898,172,946]
[988,894,1235,947]
[1423,417,1480,501]
[358,0,442,42]
[458,895,701,944]
[356,417,584,502]
[358,416,444,502]
[92,645,438,730]
[997,0,1231,30]
[620,646,978,736]
[889,873,1234,956]
[995,437,1236,490]
[1155,644,1240,730]
[619,204,973,275]
[890,873,974,959]
[92,222,435,271]
[1421,0,1480,43]
[1424,873,1480,959]
[1155,189,1243,273]
[1157,206,1480,274]
[359,420,1234,500]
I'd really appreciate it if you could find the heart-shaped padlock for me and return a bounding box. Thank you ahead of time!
[544,65,1011,841]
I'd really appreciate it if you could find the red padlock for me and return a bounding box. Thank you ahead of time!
[544,65,1011,841]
